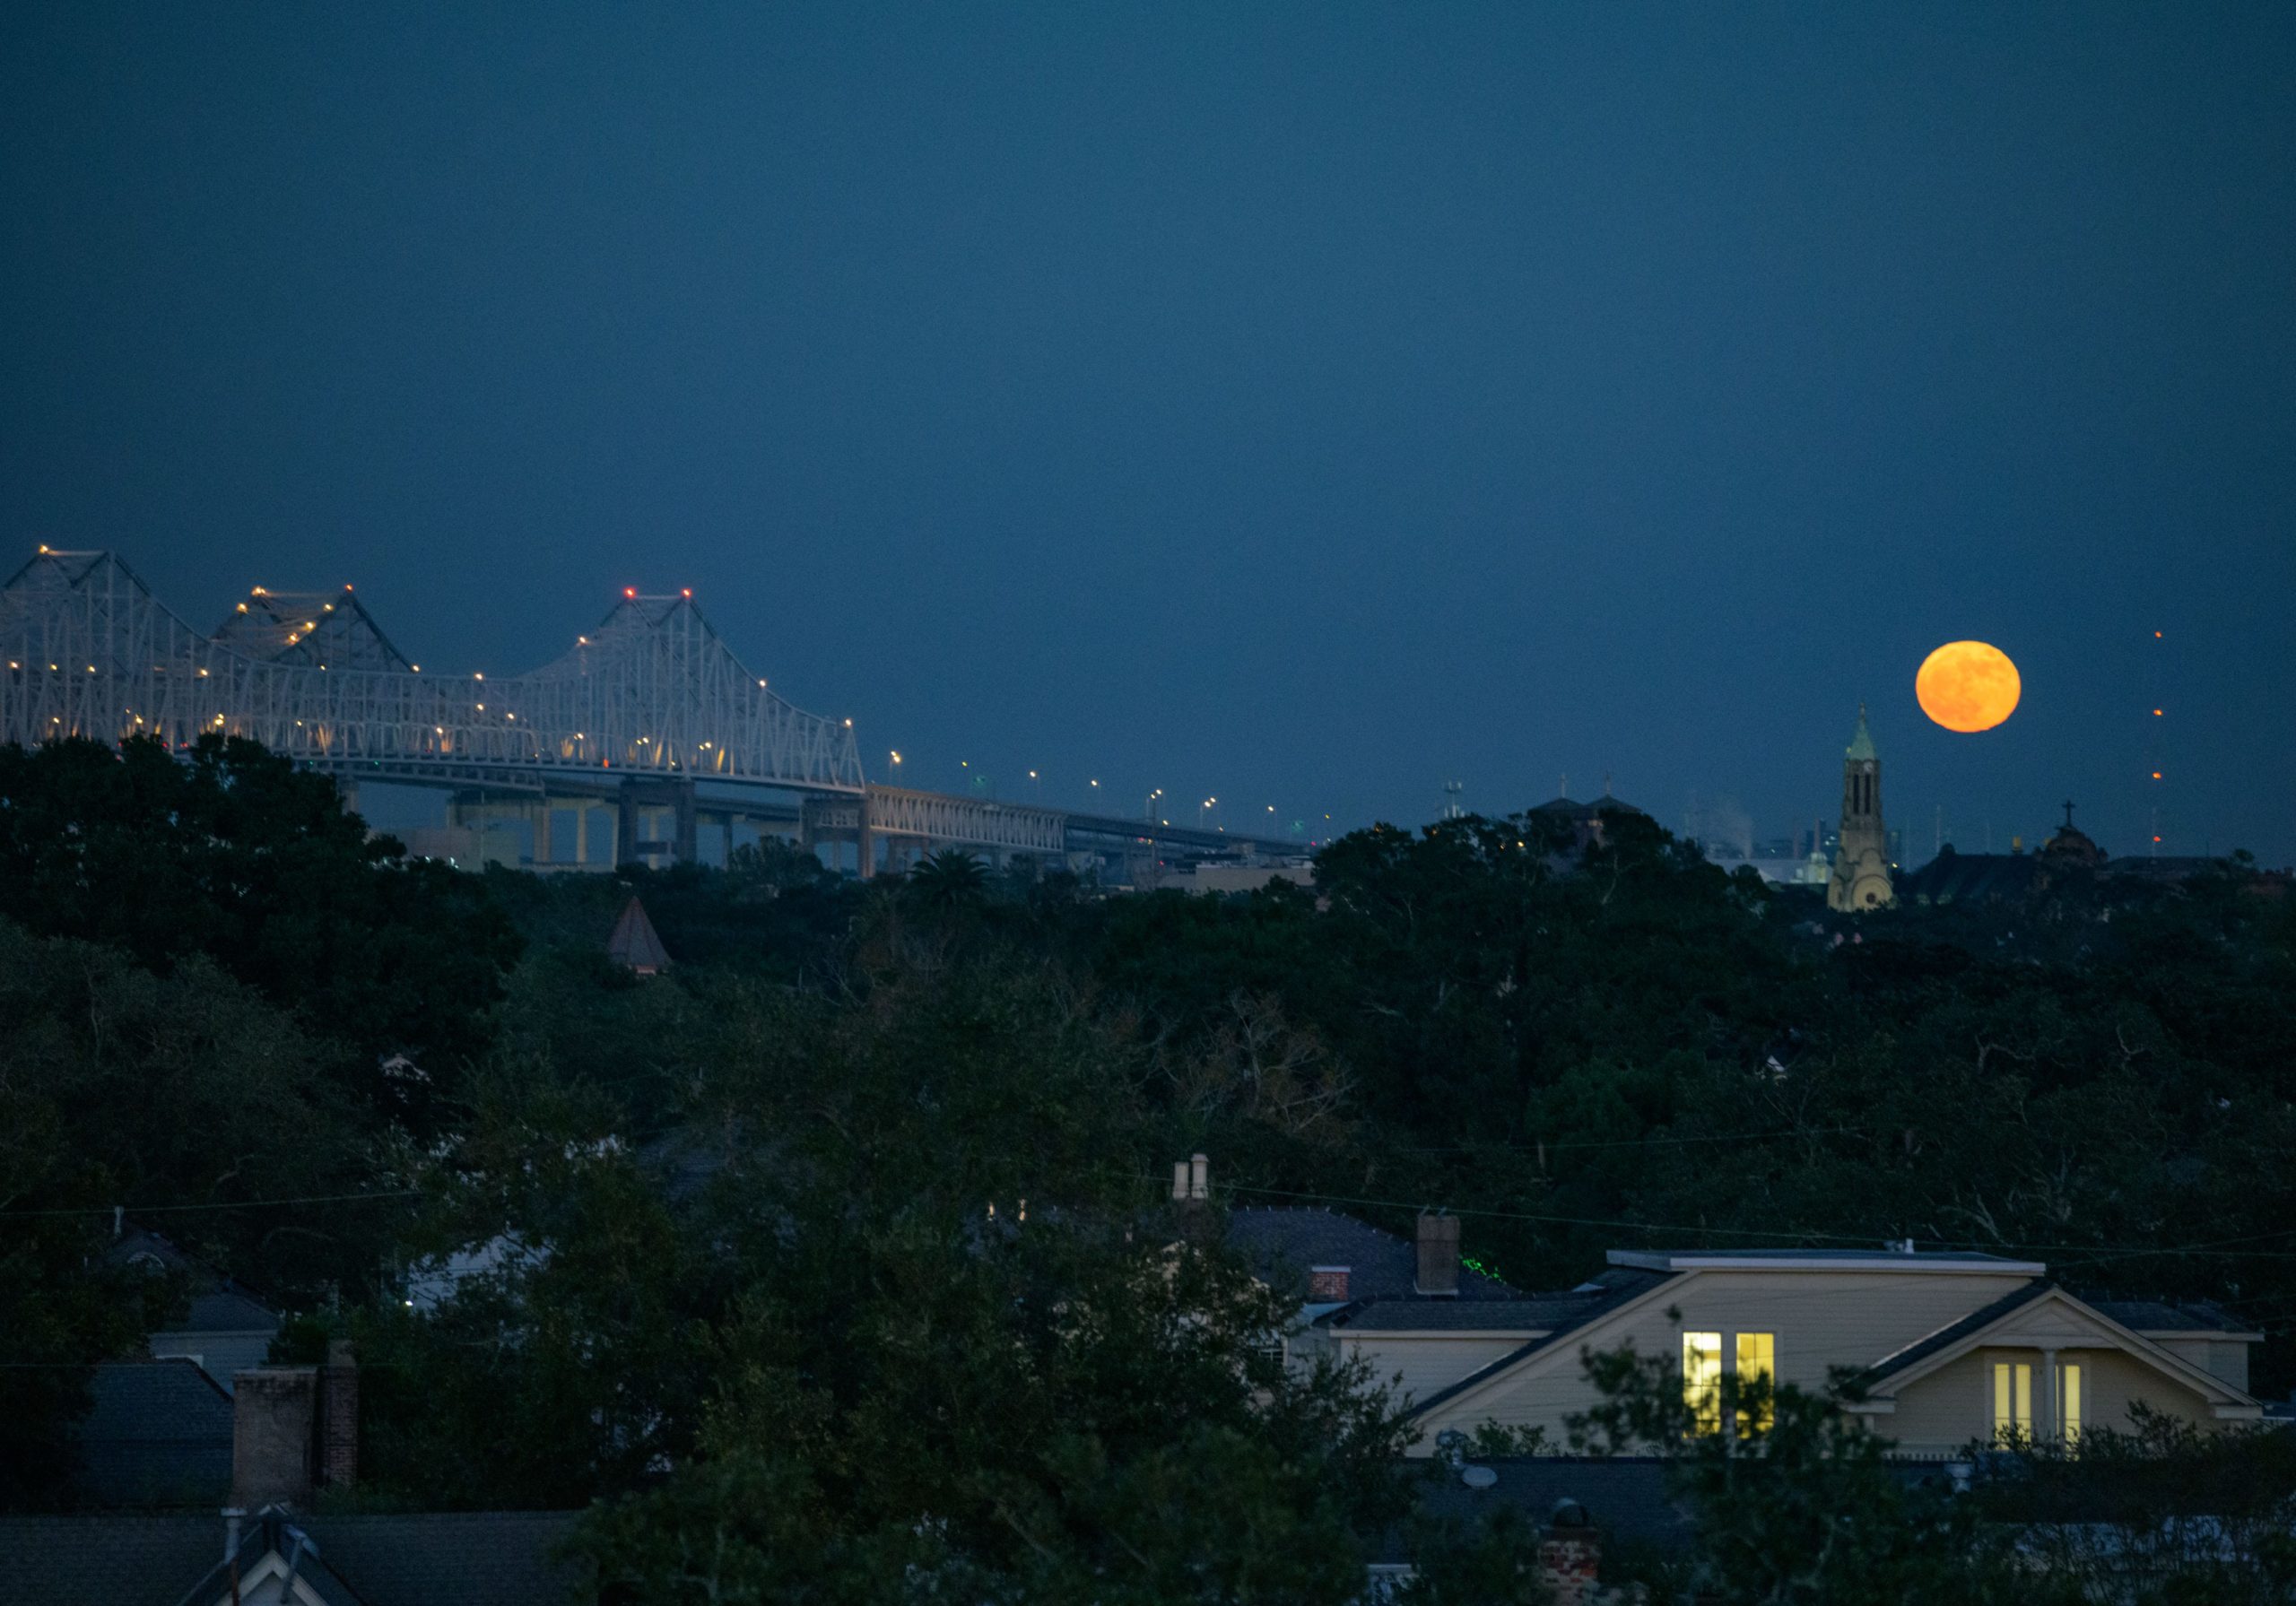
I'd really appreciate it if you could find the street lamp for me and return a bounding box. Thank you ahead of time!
[1199,795,1217,827]
[1144,786,1162,822]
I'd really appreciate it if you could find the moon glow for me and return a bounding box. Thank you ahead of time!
[1916,641,2022,733]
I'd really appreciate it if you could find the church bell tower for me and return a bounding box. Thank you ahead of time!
[1828,704,1894,911]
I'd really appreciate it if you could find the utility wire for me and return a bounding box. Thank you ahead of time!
[1204,1178,2296,1263]
[0,1188,422,1220]
[1387,1126,1868,1152]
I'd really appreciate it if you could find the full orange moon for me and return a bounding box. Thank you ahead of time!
[1916,641,2021,733]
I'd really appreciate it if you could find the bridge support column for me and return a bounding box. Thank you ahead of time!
[617,785,640,867]
[533,800,553,866]
[674,781,697,865]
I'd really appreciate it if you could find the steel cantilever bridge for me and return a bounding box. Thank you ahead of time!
[0,548,1303,876]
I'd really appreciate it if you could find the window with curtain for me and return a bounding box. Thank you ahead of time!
[2059,1361,2083,1447]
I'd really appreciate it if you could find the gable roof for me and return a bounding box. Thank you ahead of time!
[1854,1283,2259,1413]
[1405,1267,1681,1419]
[1858,1280,2057,1387]
[1226,1208,1517,1303]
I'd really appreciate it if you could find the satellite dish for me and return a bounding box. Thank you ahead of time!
[1460,1464,1498,1489]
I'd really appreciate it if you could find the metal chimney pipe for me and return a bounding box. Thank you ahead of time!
[1172,1161,1188,1201]
[1188,1153,1208,1200]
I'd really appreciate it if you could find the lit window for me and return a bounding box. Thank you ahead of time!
[2060,1362,2082,1447]
[1683,1332,1722,1435]
[1993,1360,2031,1444]
[1735,1332,1775,1435]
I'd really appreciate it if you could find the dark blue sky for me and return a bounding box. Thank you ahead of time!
[6,4,2292,860]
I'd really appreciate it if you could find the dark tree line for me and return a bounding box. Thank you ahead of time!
[4,735,2292,1598]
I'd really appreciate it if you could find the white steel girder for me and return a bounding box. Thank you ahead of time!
[0,550,865,794]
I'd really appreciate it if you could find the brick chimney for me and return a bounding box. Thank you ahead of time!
[1537,1499,1601,1605]
[231,1367,317,1508]
[320,1340,359,1489]
[1415,1211,1461,1296]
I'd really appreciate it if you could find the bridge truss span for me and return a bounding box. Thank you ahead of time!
[0,549,865,794]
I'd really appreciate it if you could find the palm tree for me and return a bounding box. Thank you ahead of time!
[907,847,988,909]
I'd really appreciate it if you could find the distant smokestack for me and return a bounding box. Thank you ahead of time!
[1188,1153,1208,1201]
[1416,1211,1462,1297]
[1172,1160,1188,1202]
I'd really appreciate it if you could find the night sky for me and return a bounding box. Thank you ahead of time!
[6,5,2292,862]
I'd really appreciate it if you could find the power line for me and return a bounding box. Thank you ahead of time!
[0,1188,422,1220]
[1205,1179,2296,1263]
[1387,1126,1868,1153]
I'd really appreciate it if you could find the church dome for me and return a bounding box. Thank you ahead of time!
[2039,803,2106,870]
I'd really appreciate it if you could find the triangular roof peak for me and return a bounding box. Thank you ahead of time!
[1857,1283,2259,1417]
[606,896,671,974]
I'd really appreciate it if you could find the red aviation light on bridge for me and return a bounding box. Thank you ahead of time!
[624,587,637,598]
[682,588,692,598]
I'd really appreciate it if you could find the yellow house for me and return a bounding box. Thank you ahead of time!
[1393,1249,2262,1458]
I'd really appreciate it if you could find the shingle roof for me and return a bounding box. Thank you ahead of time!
[298,1512,590,1606]
[0,1511,591,1606]
[2084,1298,2255,1334]
[1610,1247,2043,1271]
[1857,1280,2056,1387]
[1226,1208,1518,1303]
[1383,1458,1695,1564]
[0,1516,225,1606]
[1405,1268,1679,1419]
[1894,850,2046,906]
[1323,1297,1604,1333]
[70,1361,234,1508]
[166,1289,281,1334]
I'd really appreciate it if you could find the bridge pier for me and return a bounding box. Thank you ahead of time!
[616,778,698,868]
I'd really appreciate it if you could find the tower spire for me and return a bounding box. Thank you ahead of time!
[1828,705,1894,912]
